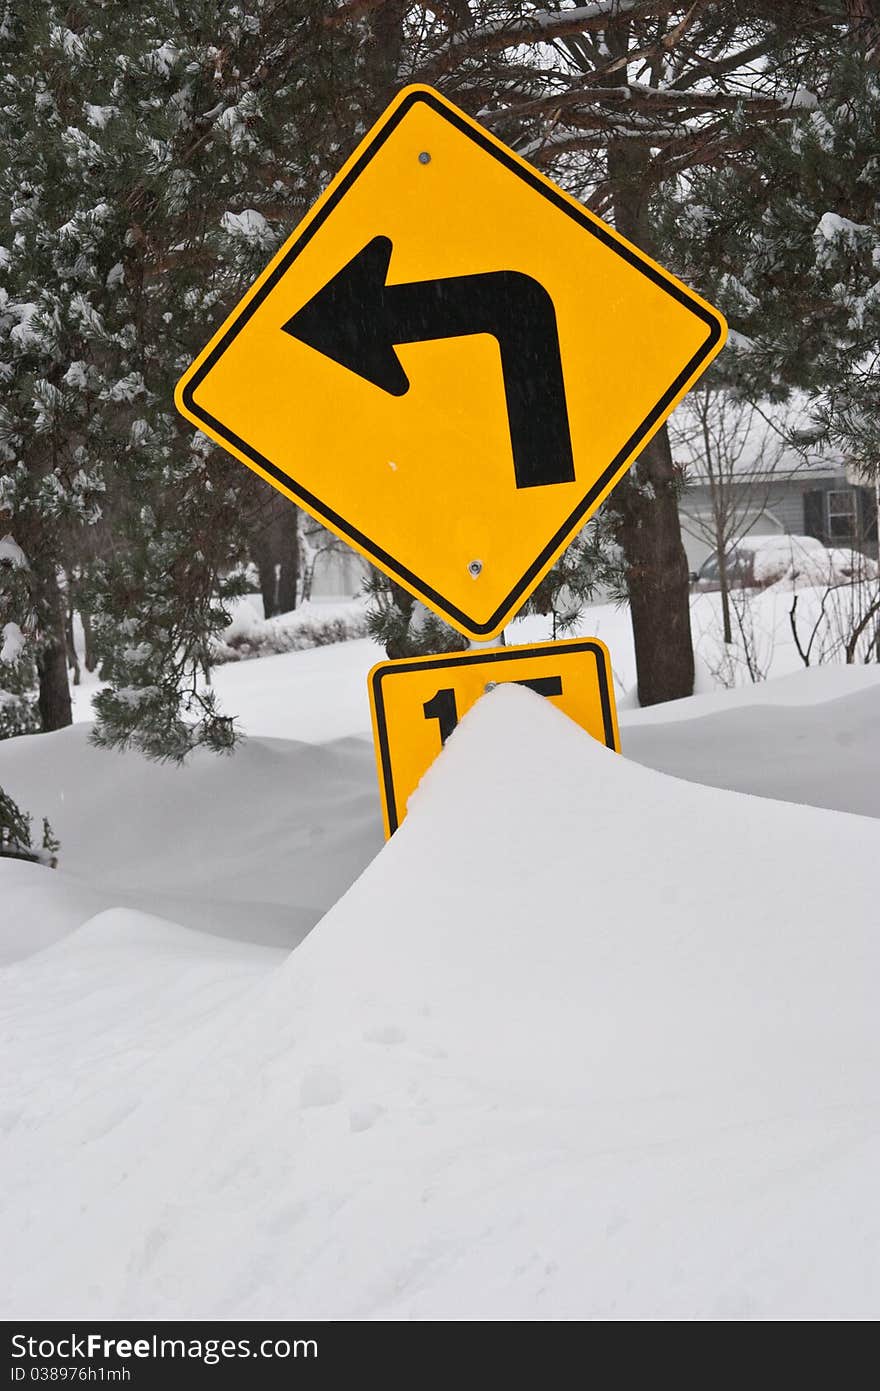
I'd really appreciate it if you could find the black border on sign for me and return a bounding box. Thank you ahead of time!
[371,640,618,834]
[182,88,722,638]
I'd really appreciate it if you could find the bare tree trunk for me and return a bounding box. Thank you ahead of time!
[716,526,733,646]
[276,509,299,615]
[718,570,733,647]
[845,0,880,57]
[252,533,278,619]
[605,125,695,705]
[35,566,72,731]
[611,429,695,704]
[81,608,97,674]
[37,645,72,729]
[249,489,301,618]
[365,0,408,96]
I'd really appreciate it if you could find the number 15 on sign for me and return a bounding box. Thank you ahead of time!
[368,639,619,837]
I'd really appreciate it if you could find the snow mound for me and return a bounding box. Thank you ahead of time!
[2,686,878,1319]
[0,723,382,957]
[622,665,880,820]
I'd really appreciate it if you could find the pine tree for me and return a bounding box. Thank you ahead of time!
[0,529,39,737]
[0,518,58,861]
[0,2,361,760]
[364,577,470,659]
[5,0,865,758]
[655,3,880,484]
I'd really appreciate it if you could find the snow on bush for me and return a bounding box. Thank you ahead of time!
[1,622,24,664]
[824,546,880,582]
[0,534,28,569]
[220,209,273,246]
[212,598,370,664]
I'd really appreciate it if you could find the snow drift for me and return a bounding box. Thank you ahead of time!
[0,723,382,958]
[1,685,879,1319]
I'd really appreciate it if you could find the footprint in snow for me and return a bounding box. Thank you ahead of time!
[349,1102,384,1133]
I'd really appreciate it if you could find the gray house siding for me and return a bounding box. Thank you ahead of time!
[679,472,878,574]
[763,480,813,535]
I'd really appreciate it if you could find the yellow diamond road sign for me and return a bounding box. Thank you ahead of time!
[176,85,726,641]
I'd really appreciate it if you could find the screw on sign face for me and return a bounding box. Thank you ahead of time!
[175,85,726,642]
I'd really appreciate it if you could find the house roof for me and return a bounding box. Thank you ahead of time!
[671,392,847,485]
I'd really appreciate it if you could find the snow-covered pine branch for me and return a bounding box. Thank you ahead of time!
[483,79,815,127]
[433,1,649,62]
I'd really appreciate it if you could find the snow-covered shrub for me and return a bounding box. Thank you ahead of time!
[0,786,58,866]
[823,548,879,583]
[0,547,40,739]
[211,600,370,664]
[0,665,40,740]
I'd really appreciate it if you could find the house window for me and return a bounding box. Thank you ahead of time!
[826,489,857,540]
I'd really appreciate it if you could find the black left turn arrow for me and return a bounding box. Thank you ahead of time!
[281,235,575,490]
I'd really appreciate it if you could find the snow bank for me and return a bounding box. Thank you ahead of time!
[202,635,381,742]
[2,687,878,1319]
[620,658,880,721]
[0,723,382,955]
[624,672,880,819]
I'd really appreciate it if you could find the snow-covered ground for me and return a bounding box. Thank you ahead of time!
[62,580,880,730]
[2,600,879,1319]
[0,726,381,960]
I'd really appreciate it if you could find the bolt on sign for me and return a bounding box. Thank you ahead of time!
[368,640,619,838]
[175,85,727,642]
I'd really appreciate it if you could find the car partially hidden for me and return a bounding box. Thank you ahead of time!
[691,533,877,590]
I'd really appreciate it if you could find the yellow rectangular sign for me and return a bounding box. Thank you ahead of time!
[368,638,619,837]
[175,85,726,641]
